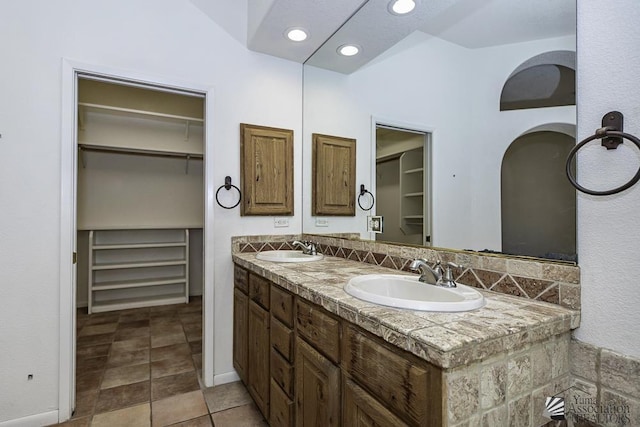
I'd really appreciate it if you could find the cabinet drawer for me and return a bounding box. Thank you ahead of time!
[271,348,293,397]
[296,299,340,364]
[270,285,293,327]
[234,264,248,294]
[342,325,442,427]
[249,273,270,310]
[270,379,293,427]
[271,316,293,362]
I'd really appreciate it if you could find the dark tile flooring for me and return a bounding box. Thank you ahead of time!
[51,297,267,427]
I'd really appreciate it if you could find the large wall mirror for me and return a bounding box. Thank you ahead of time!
[302,0,577,263]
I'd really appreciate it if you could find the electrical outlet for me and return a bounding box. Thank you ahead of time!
[315,218,329,227]
[274,218,289,228]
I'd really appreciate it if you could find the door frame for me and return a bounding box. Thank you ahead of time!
[370,117,433,244]
[59,59,216,421]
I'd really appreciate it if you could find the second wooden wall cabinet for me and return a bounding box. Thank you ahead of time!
[312,133,356,216]
[240,123,294,216]
[233,265,444,427]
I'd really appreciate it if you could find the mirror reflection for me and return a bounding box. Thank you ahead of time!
[302,0,577,262]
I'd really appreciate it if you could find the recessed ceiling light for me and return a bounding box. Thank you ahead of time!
[337,44,360,57]
[285,28,308,42]
[389,0,416,15]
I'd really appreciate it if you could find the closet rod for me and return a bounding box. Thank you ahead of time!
[78,102,204,123]
[78,144,203,160]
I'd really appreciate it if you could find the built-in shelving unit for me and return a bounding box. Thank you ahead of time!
[399,147,425,237]
[87,229,189,313]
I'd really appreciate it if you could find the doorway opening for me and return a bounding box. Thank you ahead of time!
[59,61,214,421]
[374,124,432,246]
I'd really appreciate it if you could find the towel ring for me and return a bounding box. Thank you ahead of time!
[215,176,242,209]
[566,128,640,196]
[357,184,375,211]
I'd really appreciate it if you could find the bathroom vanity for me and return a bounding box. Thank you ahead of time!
[232,247,578,426]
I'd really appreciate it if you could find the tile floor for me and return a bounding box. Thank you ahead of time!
[52,297,267,427]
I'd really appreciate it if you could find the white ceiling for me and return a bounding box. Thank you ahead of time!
[246,0,576,73]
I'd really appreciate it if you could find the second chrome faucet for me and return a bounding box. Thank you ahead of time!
[292,240,318,255]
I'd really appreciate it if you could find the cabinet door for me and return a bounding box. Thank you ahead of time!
[248,300,270,418]
[233,288,248,384]
[343,377,408,427]
[240,123,294,216]
[312,133,356,216]
[295,338,340,427]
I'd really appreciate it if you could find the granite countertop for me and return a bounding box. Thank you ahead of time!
[232,253,580,369]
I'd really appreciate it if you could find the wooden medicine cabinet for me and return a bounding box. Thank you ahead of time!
[240,123,294,216]
[312,133,356,216]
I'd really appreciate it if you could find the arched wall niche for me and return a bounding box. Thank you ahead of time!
[500,50,576,111]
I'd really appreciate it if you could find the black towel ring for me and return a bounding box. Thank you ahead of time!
[566,112,640,196]
[357,184,375,211]
[215,176,242,209]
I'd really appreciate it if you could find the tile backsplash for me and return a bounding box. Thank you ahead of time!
[232,234,581,311]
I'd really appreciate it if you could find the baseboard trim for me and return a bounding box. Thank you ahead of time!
[213,371,240,386]
[0,410,59,427]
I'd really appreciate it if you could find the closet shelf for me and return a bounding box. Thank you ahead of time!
[92,259,187,271]
[92,242,187,250]
[92,276,187,291]
[91,293,187,313]
[404,167,424,174]
[78,102,203,124]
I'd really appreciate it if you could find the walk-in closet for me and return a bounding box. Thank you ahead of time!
[75,78,204,313]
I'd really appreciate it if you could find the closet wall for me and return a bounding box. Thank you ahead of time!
[76,79,204,309]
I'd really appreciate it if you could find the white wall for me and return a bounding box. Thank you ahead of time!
[303,32,575,251]
[575,0,640,358]
[0,0,302,423]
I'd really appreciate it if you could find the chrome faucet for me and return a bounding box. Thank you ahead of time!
[409,259,461,288]
[409,259,442,284]
[292,240,317,255]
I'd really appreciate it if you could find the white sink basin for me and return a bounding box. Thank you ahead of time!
[344,274,485,312]
[256,250,324,263]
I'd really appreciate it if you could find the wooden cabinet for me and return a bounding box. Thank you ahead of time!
[295,338,341,427]
[311,133,356,216]
[343,377,407,427]
[240,123,294,216]
[87,228,189,313]
[232,265,443,427]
